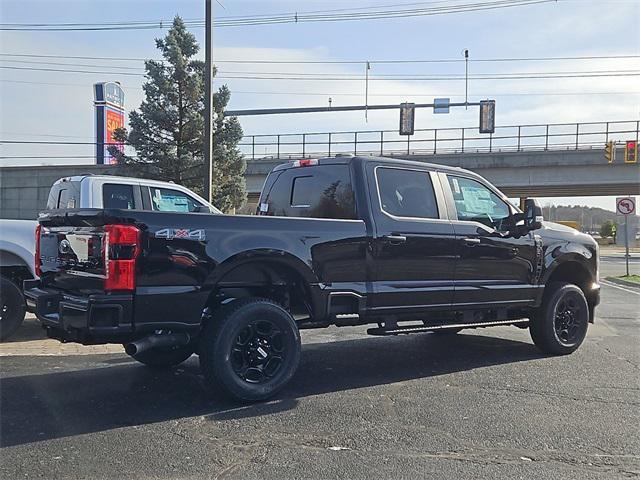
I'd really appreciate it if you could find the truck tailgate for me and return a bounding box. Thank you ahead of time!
[39,225,107,292]
[37,209,137,294]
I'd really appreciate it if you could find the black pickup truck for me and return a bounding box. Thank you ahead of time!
[25,156,600,401]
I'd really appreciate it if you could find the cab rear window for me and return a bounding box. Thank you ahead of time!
[46,181,81,209]
[262,165,356,220]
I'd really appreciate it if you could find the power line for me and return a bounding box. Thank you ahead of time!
[1,52,637,65]
[0,0,556,31]
[0,58,147,70]
[0,155,97,159]
[2,64,639,80]
[3,59,638,77]
[2,80,637,99]
[0,65,145,76]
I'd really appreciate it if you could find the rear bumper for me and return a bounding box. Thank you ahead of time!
[587,282,601,323]
[24,279,134,343]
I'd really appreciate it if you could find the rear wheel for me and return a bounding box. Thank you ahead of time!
[0,277,26,341]
[199,298,301,402]
[530,282,589,355]
[126,345,194,368]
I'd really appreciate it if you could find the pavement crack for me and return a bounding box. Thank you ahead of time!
[595,341,640,370]
[447,383,639,407]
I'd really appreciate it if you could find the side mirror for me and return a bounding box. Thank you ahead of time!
[524,198,543,231]
[193,205,211,213]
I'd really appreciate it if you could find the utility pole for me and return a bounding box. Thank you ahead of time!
[365,61,370,122]
[203,0,213,203]
[464,49,469,110]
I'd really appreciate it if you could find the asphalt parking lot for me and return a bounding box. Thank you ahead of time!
[1,261,639,479]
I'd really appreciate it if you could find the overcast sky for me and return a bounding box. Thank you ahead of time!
[0,0,638,211]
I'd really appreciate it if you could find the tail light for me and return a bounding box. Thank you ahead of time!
[104,224,140,292]
[35,224,42,277]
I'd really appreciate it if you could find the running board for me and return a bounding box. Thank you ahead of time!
[367,319,529,336]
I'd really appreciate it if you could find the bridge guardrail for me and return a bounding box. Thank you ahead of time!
[239,120,640,160]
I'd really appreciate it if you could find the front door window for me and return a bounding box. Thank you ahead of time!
[447,176,511,231]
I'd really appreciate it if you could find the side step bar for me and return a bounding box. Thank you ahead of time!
[367,319,529,336]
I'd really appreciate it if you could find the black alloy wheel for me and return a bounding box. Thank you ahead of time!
[553,292,584,345]
[231,319,286,384]
[200,298,301,402]
[530,282,589,355]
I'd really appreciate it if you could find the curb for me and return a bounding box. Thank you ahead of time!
[604,277,640,289]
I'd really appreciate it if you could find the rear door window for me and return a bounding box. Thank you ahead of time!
[263,165,356,219]
[376,167,438,219]
[150,187,201,213]
[103,183,136,209]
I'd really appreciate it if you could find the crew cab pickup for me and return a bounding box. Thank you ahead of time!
[25,156,600,401]
[0,174,219,341]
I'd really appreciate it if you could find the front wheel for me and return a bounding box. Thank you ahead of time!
[199,298,301,402]
[530,282,589,355]
[0,277,26,341]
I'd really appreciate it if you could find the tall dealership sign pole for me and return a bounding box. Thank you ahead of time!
[94,82,125,165]
[204,0,213,203]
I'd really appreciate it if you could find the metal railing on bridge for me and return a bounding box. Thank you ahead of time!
[239,120,640,160]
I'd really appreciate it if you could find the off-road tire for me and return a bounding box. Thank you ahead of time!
[0,277,26,341]
[199,298,301,402]
[530,282,589,355]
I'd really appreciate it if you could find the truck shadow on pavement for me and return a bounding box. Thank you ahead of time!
[1,332,544,447]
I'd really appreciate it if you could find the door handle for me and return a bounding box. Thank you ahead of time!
[383,235,407,244]
[462,237,481,245]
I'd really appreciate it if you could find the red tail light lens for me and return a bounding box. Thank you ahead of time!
[35,224,42,277]
[104,224,140,292]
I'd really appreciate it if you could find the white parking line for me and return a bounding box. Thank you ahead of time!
[600,280,640,295]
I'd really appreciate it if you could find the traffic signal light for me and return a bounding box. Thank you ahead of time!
[479,100,496,134]
[604,141,615,163]
[625,141,637,163]
[399,103,415,136]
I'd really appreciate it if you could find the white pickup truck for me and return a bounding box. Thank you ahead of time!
[0,174,220,340]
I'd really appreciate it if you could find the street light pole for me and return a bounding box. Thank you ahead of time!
[203,0,213,204]
[464,49,469,110]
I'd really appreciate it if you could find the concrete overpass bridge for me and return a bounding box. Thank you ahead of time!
[0,120,638,219]
[243,119,640,201]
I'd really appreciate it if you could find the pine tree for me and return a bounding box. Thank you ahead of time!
[110,16,246,211]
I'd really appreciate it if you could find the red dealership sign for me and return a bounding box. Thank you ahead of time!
[105,108,125,162]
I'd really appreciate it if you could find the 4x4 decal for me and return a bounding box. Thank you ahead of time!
[155,228,206,241]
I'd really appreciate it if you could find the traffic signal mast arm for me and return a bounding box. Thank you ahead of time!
[226,101,484,117]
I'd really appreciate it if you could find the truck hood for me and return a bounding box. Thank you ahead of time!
[538,221,596,246]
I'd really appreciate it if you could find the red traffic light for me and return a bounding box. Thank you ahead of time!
[625,140,638,163]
